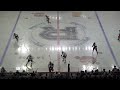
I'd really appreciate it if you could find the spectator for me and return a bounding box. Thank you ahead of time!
[1,67,6,73]
[15,70,20,76]
[112,66,117,72]
[0,67,120,79]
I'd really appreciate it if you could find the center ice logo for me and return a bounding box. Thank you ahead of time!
[39,27,78,40]
[29,22,89,46]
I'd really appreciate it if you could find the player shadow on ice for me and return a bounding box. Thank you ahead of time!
[13,41,19,49]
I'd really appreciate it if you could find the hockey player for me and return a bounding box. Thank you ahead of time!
[48,61,51,72]
[118,33,120,40]
[68,61,70,73]
[61,51,67,63]
[92,42,98,54]
[26,54,34,69]
[51,62,54,72]
[118,30,120,40]
[45,15,51,24]
[13,33,19,42]
[48,61,54,72]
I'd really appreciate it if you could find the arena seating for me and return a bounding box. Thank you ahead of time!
[0,66,120,80]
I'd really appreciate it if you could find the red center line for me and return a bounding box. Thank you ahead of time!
[57,11,60,72]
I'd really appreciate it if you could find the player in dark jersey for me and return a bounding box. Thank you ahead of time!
[61,51,67,63]
[26,54,34,68]
[48,61,54,72]
[92,42,98,54]
[13,33,19,42]
[45,15,51,24]
[118,30,120,40]
[118,33,120,40]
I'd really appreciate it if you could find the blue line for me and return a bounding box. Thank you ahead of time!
[0,11,22,66]
[95,11,120,68]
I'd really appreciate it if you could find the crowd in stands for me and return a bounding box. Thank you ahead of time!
[0,66,120,80]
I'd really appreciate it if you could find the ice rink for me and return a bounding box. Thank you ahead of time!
[0,11,120,72]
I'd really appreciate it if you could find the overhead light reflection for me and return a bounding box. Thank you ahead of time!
[58,47,61,51]
[21,66,27,71]
[75,46,77,51]
[49,47,51,51]
[65,47,67,51]
[111,65,114,69]
[16,67,20,71]
[55,47,57,51]
[17,44,29,54]
[88,46,91,51]
[82,64,95,72]
[62,47,65,51]
[85,46,87,50]
[82,65,86,71]
[72,47,74,51]
[69,47,71,51]
[51,46,54,51]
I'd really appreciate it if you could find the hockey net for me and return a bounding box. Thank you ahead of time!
[72,11,81,17]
